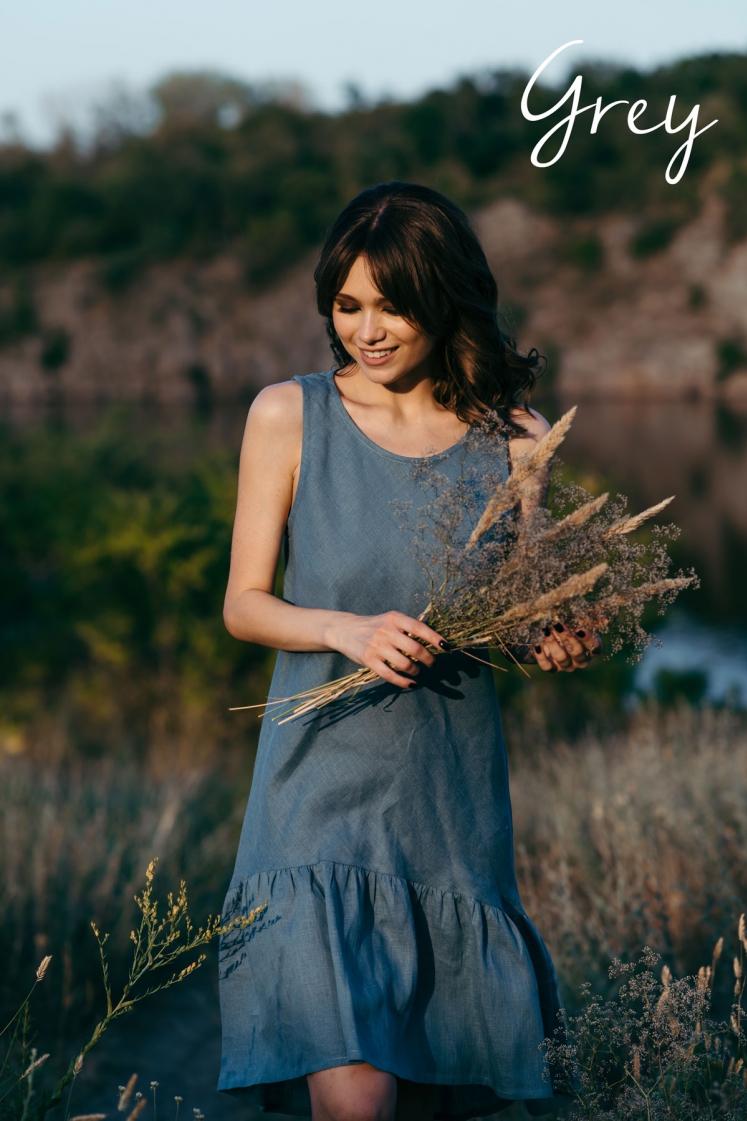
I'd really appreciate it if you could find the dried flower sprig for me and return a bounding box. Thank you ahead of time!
[234,407,697,723]
[23,860,266,1121]
[543,917,747,1117]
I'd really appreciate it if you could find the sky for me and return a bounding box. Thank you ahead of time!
[1,0,745,146]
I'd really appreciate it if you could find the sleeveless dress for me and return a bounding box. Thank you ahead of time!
[218,370,567,1119]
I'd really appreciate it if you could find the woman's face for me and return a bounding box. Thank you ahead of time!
[332,255,436,386]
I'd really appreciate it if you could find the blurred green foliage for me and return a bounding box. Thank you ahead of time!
[0,406,730,752]
[716,337,747,382]
[496,650,637,741]
[654,666,709,707]
[39,326,70,371]
[0,411,269,752]
[566,234,605,271]
[0,53,744,288]
[629,218,682,258]
[0,278,36,342]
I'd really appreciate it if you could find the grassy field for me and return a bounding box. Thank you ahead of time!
[509,704,747,992]
[2,705,746,1119]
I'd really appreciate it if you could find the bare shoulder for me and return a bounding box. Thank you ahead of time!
[247,380,303,431]
[508,406,550,461]
[240,380,303,474]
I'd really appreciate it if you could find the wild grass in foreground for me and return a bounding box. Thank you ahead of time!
[0,862,264,1121]
[2,705,746,1118]
[545,928,747,1119]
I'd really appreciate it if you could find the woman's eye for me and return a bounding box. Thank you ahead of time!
[335,303,400,316]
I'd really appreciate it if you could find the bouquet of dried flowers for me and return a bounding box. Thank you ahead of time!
[236,407,698,724]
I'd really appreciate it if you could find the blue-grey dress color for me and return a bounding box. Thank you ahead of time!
[218,370,567,1119]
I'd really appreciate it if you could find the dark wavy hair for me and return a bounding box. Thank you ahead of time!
[313,181,543,428]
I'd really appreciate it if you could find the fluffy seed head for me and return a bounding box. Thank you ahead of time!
[22,1052,50,1078]
[36,955,52,981]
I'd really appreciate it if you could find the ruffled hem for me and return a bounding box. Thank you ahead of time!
[217,860,568,1119]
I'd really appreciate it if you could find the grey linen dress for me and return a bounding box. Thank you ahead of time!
[218,370,567,1119]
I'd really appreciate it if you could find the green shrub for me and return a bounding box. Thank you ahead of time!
[689,283,707,309]
[39,326,70,371]
[0,410,271,748]
[629,219,681,258]
[567,234,604,270]
[723,165,747,243]
[0,279,36,343]
[716,338,747,382]
[654,666,709,707]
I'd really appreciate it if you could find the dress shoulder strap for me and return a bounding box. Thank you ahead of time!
[290,370,338,442]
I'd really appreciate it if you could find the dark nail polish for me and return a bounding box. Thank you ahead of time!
[534,645,542,654]
[409,681,417,688]
[542,626,551,637]
[576,629,586,638]
[439,640,449,650]
[553,622,565,633]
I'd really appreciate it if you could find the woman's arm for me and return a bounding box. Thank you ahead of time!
[508,406,602,672]
[223,382,446,688]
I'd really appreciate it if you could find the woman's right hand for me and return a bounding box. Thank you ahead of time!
[325,611,448,689]
[222,387,448,676]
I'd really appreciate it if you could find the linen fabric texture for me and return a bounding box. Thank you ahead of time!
[218,370,568,1118]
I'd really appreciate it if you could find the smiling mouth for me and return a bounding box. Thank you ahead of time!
[360,347,397,358]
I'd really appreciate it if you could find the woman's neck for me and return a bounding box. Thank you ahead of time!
[333,364,469,457]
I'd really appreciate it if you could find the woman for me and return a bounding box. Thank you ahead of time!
[218,181,599,1121]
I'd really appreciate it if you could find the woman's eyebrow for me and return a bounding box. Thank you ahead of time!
[335,291,388,304]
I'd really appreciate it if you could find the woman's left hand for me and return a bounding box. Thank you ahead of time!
[532,623,603,673]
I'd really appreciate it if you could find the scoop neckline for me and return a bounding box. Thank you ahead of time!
[327,370,472,463]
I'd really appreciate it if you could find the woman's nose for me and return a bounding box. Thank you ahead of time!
[357,312,386,344]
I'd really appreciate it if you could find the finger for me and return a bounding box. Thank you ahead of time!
[532,644,558,673]
[575,629,604,658]
[557,635,586,663]
[369,657,419,690]
[392,633,436,668]
[573,628,599,654]
[391,613,448,654]
[382,647,420,675]
[542,639,573,669]
[550,624,585,659]
[366,623,433,669]
[559,638,594,671]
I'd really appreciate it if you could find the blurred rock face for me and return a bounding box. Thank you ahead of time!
[1,187,746,404]
[0,253,332,405]
[476,191,747,401]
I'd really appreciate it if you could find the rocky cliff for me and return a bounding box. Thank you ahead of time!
[1,186,746,405]
[476,188,747,401]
